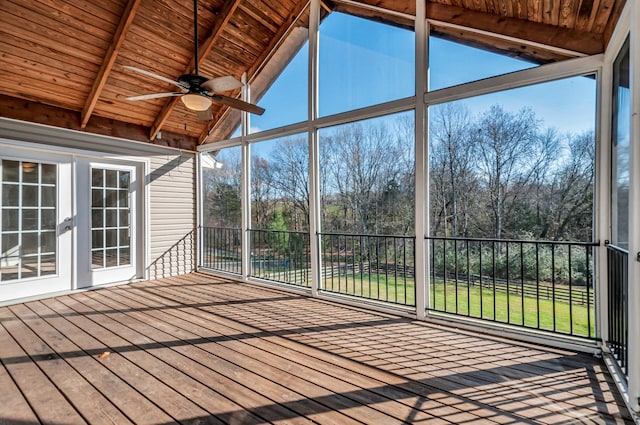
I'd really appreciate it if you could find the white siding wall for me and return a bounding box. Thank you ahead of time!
[148,152,196,279]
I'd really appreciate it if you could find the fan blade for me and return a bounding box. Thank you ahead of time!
[123,66,188,90]
[209,94,265,115]
[201,75,243,93]
[196,109,213,121]
[126,92,183,101]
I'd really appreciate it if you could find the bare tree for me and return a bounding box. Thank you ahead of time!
[269,137,310,231]
[537,131,595,240]
[473,105,541,239]
[251,156,275,229]
[203,149,242,227]
[322,121,406,234]
[429,103,477,236]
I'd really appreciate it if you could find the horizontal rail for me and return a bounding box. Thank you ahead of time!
[427,235,598,246]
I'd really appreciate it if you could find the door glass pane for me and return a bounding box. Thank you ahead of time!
[119,172,130,189]
[21,256,38,279]
[41,209,56,230]
[106,210,117,227]
[106,170,117,188]
[42,164,56,184]
[22,209,38,231]
[106,190,117,208]
[22,163,38,183]
[92,189,103,207]
[41,231,55,253]
[92,230,103,249]
[2,209,18,231]
[92,251,104,269]
[22,186,38,207]
[1,160,57,282]
[2,184,18,206]
[42,186,56,207]
[2,161,19,182]
[90,167,132,269]
[21,233,38,255]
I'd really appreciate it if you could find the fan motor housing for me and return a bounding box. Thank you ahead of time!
[178,74,209,92]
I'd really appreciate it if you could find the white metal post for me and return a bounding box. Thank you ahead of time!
[195,151,202,271]
[626,0,640,412]
[414,0,428,319]
[241,73,251,281]
[308,0,321,297]
[596,58,612,349]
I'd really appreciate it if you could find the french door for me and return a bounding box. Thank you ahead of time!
[0,149,72,301]
[76,160,142,287]
[0,147,144,303]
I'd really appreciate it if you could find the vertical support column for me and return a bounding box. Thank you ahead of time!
[308,0,321,297]
[414,0,428,319]
[241,73,252,281]
[597,49,613,350]
[626,0,640,412]
[195,150,203,271]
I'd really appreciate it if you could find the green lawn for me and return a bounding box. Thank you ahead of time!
[322,273,595,338]
[323,272,415,305]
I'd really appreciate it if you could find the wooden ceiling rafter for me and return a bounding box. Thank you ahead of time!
[149,0,242,142]
[426,2,604,55]
[199,0,312,144]
[80,0,142,129]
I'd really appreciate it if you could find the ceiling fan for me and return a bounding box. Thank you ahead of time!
[124,0,264,120]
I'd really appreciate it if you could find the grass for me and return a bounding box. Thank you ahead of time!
[430,280,595,337]
[321,272,595,338]
[323,272,415,305]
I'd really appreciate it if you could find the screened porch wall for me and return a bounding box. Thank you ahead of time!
[197,0,640,416]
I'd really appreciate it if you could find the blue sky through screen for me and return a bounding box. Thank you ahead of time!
[247,10,595,154]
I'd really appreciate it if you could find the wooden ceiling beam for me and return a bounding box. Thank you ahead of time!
[80,0,142,129]
[426,3,604,55]
[199,0,311,144]
[1,94,196,150]
[149,0,242,142]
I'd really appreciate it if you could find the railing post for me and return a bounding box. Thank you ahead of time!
[241,76,251,282]
[414,0,428,320]
[308,0,320,297]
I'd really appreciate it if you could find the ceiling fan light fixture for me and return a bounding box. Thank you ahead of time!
[181,93,212,111]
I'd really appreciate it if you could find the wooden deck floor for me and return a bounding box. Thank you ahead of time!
[0,273,633,425]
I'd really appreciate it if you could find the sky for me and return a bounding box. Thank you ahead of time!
[240,11,596,153]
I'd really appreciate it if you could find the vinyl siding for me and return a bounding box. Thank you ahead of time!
[148,151,196,279]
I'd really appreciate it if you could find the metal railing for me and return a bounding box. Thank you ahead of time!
[320,233,416,306]
[249,229,311,287]
[427,236,598,339]
[606,244,628,379]
[200,227,242,274]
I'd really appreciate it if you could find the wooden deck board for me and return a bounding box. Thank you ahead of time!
[93,285,438,424]
[0,272,634,425]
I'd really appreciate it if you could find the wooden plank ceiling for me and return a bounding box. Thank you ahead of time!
[0,0,626,151]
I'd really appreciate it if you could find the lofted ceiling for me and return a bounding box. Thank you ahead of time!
[0,0,626,151]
